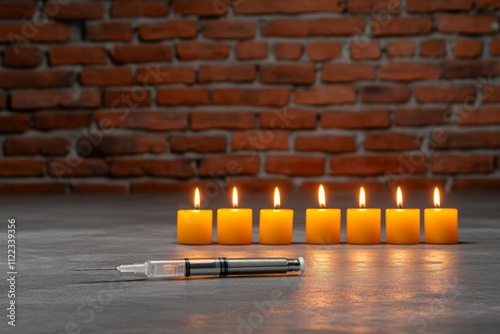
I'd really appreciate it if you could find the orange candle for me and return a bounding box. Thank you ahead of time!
[217,187,253,245]
[259,187,293,245]
[177,188,212,245]
[306,185,341,244]
[425,188,458,244]
[385,187,420,244]
[347,187,381,244]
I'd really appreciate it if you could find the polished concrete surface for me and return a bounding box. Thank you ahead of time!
[1,191,500,333]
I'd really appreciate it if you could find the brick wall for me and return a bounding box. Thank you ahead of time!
[0,0,499,194]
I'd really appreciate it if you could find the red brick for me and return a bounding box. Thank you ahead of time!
[491,38,500,56]
[5,137,68,156]
[351,41,381,60]
[444,60,500,78]
[459,108,500,125]
[72,183,127,194]
[3,47,40,67]
[439,14,496,34]
[385,40,414,58]
[348,0,401,13]
[213,88,289,106]
[433,155,494,174]
[0,23,70,43]
[307,41,341,61]
[233,131,288,151]
[0,182,66,194]
[452,179,500,191]
[261,64,315,85]
[408,0,472,12]
[49,159,109,177]
[199,64,255,83]
[11,90,100,110]
[365,132,421,151]
[0,114,31,133]
[274,43,302,60]
[384,177,447,192]
[111,0,168,17]
[157,88,210,105]
[136,66,195,84]
[0,92,4,110]
[190,112,255,130]
[300,180,383,193]
[87,22,132,42]
[35,111,89,130]
[50,46,106,65]
[138,22,197,41]
[200,155,260,176]
[94,111,187,131]
[235,0,342,14]
[380,62,440,81]
[136,66,196,85]
[203,21,256,40]
[262,18,365,37]
[80,67,133,86]
[111,45,171,63]
[296,135,356,153]
[322,63,375,82]
[455,39,483,59]
[420,39,446,58]
[45,1,103,20]
[0,1,36,19]
[483,85,500,103]
[266,156,324,176]
[77,135,167,156]
[176,43,229,60]
[395,108,450,127]
[174,0,227,16]
[131,181,205,193]
[0,70,73,89]
[170,135,226,153]
[295,86,356,105]
[322,110,390,129]
[104,89,151,108]
[476,0,500,9]
[236,42,268,60]
[0,159,44,177]
[260,110,317,130]
[360,85,410,103]
[372,17,432,36]
[415,85,476,103]
[111,159,194,178]
[432,131,500,150]
[331,155,426,176]
[229,178,293,193]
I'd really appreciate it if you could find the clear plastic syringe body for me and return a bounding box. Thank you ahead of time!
[117,258,305,279]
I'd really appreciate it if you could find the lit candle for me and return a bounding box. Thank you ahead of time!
[385,187,420,244]
[424,188,458,244]
[217,187,253,245]
[347,187,381,244]
[177,188,213,245]
[259,187,294,245]
[306,185,341,244]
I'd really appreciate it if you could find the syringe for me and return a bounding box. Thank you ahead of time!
[75,257,305,279]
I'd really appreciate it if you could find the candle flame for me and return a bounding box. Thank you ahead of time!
[274,187,280,209]
[359,186,366,208]
[396,186,403,208]
[434,187,440,208]
[318,184,326,208]
[194,187,200,209]
[232,186,238,208]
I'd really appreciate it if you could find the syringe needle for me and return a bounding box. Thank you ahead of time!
[73,268,117,271]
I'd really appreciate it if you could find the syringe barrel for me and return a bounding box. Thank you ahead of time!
[144,258,304,278]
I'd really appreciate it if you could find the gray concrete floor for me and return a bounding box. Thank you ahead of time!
[1,191,500,333]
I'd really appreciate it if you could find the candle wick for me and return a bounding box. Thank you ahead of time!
[398,204,402,209]
[320,204,325,209]
[360,204,365,209]
[233,204,238,209]
[274,204,280,209]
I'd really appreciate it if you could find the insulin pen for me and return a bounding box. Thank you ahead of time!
[75,257,305,279]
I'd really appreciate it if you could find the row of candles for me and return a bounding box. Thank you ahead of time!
[177,186,458,245]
